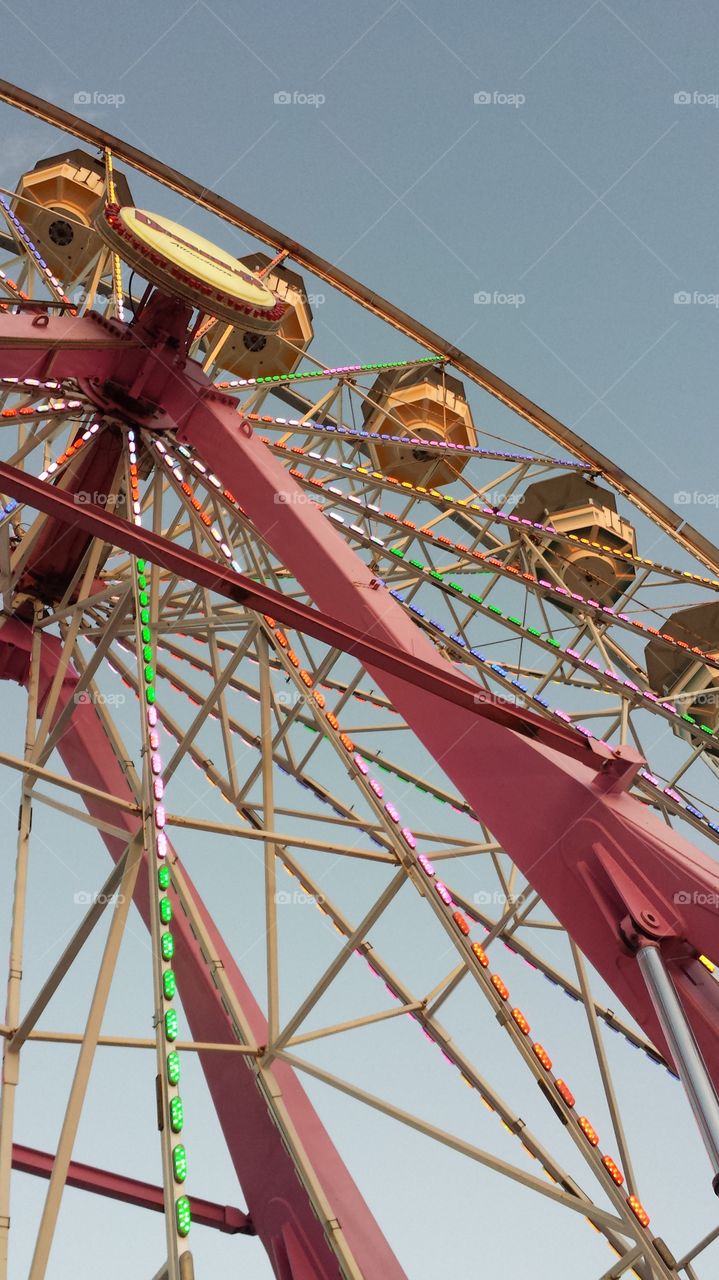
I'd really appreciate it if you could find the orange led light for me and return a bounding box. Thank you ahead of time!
[471,942,489,967]
[510,1007,530,1035]
[555,1079,575,1107]
[578,1116,599,1146]
[531,1043,552,1070]
[602,1155,624,1186]
[491,974,509,1000]
[453,911,470,936]
[627,1195,650,1227]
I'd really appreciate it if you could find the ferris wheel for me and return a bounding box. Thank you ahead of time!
[0,78,718,1280]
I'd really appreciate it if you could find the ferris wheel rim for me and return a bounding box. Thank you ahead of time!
[0,75,715,578]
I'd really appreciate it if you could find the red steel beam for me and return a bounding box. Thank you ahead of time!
[11,1144,253,1235]
[0,456,595,765]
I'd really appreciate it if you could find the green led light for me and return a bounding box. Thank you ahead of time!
[165,1009,178,1041]
[141,626,151,644]
[507,616,521,626]
[146,687,156,704]
[143,645,153,663]
[528,626,541,636]
[170,1095,184,1132]
[161,931,175,961]
[430,571,443,580]
[136,559,146,573]
[488,605,503,615]
[547,638,561,648]
[167,1050,181,1085]
[172,1144,188,1183]
[409,559,425,569]
[176,1195,191,1237]
[163,969,176,1000]
[448,582,463,593]
[139,591,149,607]
[140,608,150,625]
[160,896,173,924]
[144,667,154,685]
[468,593,483,604]
[158,866,170,890]
[137,574,147,590]
[390,547,404,558]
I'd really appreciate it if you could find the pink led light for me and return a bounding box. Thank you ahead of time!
[401,827,417,849]
[156,832,168,858]
[154,778,165,800]
[385,802,400,822]
[369,778,384,798]
[435,882,454,907]
[147,707,158,727]
[155,804,166,828]
[418,854,435,876]
[151,753,162,774]
[149,729,160,749]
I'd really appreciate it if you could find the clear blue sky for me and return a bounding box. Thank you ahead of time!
[1,2,719,1277]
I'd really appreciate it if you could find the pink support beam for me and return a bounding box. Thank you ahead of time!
[11,1144,253,1235]
[0,457,600,764]
[0,617,408,1280]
